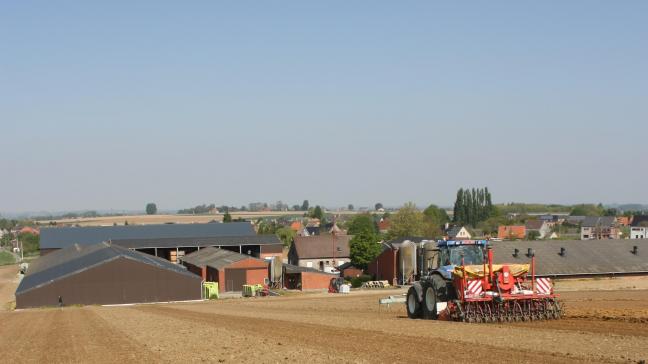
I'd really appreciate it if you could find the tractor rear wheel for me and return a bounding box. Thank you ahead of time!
[422,285,438,320]
[406,286,422,319]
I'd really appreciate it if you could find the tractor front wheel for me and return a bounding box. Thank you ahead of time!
[406,286,422,319]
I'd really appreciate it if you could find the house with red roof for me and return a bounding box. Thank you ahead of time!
[498,225,526,240]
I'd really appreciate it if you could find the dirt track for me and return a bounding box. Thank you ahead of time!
[1,288,647,363]
[0,264,19,310]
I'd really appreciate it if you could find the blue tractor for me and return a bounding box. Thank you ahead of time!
[406,240,487,320]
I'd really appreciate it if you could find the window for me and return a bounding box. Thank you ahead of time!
[306,262,313,268]
[449,245,484,266]
[426,251,439,270]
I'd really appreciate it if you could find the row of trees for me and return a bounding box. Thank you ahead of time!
[452,187,494,227]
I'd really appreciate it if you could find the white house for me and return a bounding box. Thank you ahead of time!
[525,220,552,239]
[630,216,648,239]
[630,227,646,239]
[446,226,472,240]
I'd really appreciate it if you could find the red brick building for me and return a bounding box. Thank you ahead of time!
[338,262,364,278]
[283,264,337,290]
[182,247,269,292]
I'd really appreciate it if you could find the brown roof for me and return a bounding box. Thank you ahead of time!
[525,220,545,230]
[19,226,40,235]
[292,235,352,259]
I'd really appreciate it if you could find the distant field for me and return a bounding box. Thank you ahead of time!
[36,211,359,226]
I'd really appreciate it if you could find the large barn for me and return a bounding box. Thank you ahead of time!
[181,247,269,292]
[368,238,648,281]
[490,239,648,277]
[16,242,202,309]
[39,222,283,262]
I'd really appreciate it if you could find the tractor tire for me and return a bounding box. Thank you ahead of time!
[431,274,450,302]
[422,285,438,320]
[406,286,422,319]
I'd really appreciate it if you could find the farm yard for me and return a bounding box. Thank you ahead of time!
[1,265,647,364]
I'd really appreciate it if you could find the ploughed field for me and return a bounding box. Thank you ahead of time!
[1,286,648,363]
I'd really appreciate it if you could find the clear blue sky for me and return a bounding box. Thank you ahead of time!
[1,1,647,213]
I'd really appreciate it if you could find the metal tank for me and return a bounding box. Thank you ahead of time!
[398,240,417,284]
[420,240,439,275]
[270,256,283,288]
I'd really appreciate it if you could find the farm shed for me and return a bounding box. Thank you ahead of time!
[181,247,269,292]
[15,242,201,309]
[39,223,282,262]
[490,239,648,277]
[283,264,338,290]
[368,238,648,282]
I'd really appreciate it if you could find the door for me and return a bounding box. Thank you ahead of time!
[225,268,247,292]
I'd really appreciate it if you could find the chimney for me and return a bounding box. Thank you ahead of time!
[513,248,519,258]
[632,246,638,255]
[559,247,566,257]
[527,248,534,257]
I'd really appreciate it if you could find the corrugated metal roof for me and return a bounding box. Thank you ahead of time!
[181,247,266,270]
[40,222,256,249]
[16,242,197,295]
[581,216,617,227]
[525,220,545,230]
[490,239,648,276]
[111,234,281,249]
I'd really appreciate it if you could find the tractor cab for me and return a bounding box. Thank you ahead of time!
[424,240,488,280]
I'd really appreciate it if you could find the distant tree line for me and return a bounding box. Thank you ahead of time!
[31,210,105,221]
[177,204,216,214]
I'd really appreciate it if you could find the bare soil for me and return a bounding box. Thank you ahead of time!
[0,264,19,310]
[1,288,647,363]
